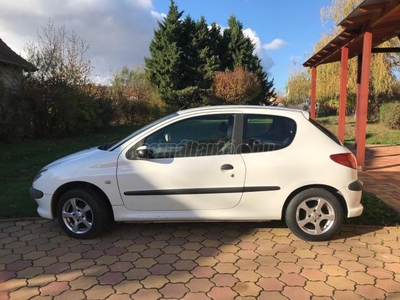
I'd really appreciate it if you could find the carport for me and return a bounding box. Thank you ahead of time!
[303,0,400,170]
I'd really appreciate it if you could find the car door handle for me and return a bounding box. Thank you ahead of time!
[221,164,234,171]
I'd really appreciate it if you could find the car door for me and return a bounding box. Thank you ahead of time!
[117,113,246,211]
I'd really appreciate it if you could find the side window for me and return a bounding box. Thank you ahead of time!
[242,114,296,153]
[127,114,235,159]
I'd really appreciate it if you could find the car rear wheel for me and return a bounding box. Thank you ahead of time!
[57,188,109,239]
[285,188,344,241]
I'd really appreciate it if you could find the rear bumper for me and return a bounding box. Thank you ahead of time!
[344,180,364,218]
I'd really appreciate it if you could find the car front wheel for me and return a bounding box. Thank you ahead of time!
[285,188,344,241]
[57,188,109,239]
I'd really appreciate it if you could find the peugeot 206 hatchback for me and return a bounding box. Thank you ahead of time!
[30,105,363,241]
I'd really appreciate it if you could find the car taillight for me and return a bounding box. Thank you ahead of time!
[330,153,357,169]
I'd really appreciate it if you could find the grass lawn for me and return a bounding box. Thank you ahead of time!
[0,125,140,218]
[317,115,400,145]
[0,119,399,226]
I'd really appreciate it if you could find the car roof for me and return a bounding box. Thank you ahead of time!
[176,105,309,119]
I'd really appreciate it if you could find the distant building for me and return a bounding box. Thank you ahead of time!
[0,38,37,91]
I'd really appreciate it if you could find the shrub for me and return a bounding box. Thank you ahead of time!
[380,102,400,129]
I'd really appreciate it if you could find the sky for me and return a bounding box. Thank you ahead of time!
[0,0,334,94]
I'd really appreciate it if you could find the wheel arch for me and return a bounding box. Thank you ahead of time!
[281,184,348,220]
[52,181,114,221]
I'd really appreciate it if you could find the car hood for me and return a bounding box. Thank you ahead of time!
[44,147,104,169]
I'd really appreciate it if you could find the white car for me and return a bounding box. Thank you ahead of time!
[30,105,363,241]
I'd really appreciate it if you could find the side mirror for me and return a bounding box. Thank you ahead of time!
[136,145,149,159]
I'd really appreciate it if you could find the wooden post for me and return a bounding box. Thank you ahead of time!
[338,47,349,143]
[356,32,372,170]
[310,67,317,119]
[355,54,362,148]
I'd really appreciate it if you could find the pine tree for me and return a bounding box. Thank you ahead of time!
[144,0,183,105]
[221,15,275,103]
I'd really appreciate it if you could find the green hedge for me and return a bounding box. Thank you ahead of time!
[380,102,400,130]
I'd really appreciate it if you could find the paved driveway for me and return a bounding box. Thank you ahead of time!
[0,219,399,300]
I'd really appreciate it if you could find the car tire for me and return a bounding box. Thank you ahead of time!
[285,188,344,241]
[57,188,109,239]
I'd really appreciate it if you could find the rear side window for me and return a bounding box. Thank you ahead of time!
[242,114,296,153]
[309,119,342,145]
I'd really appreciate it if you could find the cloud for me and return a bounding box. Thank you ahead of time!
[151,10,167,21]
[0,0,161,82]
[263,38,288,50]
[242,28,274,72]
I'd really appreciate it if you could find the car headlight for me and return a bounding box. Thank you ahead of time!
[33,169,48,182]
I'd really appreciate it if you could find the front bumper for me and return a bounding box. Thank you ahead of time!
[30,186,53,219]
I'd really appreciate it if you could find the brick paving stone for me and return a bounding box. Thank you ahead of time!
[208,286,238,299]
[326,276,356,290]
[321,265,348,276]
[160,282,189,298]
[69,258,95,270]
[275,252,298,262]
[367,267,394,279]
[109,261,133,272]
[375,253,400,263]
[359,257,384,268]
[236,250,258,260]
[340,260,367,272]
[300,269,328,281]
[255,256,279,266]
[133,258,157,268]
[334,250,359,261]
[216,253,238,263]
[167,270,193,283]
[173,260,197,271]
[40,281,69,297]
[213,263,239,274]
[57,252,81,263]
[52,289,86,300]
[141,275,169,289]
[43,262,70,274]
[211,274,238,287]
[186,278,214,293]
[296,258,322,269]
[279,273,307,286]
[124,268,150,280]
[375,279,400,293]
[282,286,313,300]
[0,270,16,282]
[234,270,260,282]
[56,270,83,282]
[276,262,301,273]
[8,287,38,300]
[312,246,334,255]
[141,248,163,258]
[347,271,375,284]
[196,257,219,267]
[257,277,285,291]
[69,276,98,290]
[234,259,259,270]
[293,249,316,258]
[233,282,262,297]
[178,251,200,260]
[83,265,109,277]
[333,290,364,299]
[98,272,125,285]
[305,281,334,297]
[258,291,288,300]
[149,263,174,276]
[27,274,56,287]
[191,266,216,278]
[118,252,140,262]
[84,285,114,300]
[95,255,119,265]
[273,244,295,253]
[181,292,210,300]
[113,280,142,294]
[256,266,282,278]
[163,245,184,254]
[355,285,386,300]
[386,263,400,273]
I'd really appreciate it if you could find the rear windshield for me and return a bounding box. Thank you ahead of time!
[309,119,342,146]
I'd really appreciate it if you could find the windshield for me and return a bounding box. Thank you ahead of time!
[108,113,178,151]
